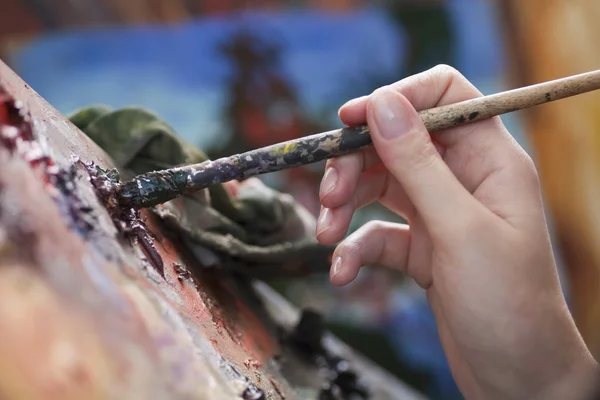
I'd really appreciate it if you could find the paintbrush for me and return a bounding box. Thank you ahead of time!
[117,69,600,209]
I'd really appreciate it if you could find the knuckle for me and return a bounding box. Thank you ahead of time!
[431,64,461,79]
[513,147,541,186]
[343,220,386,250]
[372,85,393,95]
[366,88,387,111]
[413,73,433,97]
[522,152,539,179]
[369,86,392,101]
[362,220,389,235]
[336,235,361,258]
[348,220,386,252]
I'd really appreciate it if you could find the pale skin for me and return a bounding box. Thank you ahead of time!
[315,65,599,399]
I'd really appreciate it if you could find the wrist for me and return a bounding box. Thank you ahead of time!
[531,349,598,400]
[525,307,599,400]
[474,304,598,400]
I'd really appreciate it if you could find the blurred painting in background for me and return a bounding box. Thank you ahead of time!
[0,1,561,399]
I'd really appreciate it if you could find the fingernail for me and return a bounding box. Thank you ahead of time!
[320,167,338,197]
[331,256,343,279]
[371,89,412,140]
[316,208,332,235]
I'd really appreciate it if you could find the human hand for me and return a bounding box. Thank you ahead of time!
[316,65,598,399]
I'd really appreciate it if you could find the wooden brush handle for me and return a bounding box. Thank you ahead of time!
[120,69,600,208]
[420,69,600,131]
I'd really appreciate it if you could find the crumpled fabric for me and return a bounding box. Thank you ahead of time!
[69,105,334,278]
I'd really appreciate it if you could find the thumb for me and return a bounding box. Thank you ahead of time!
[366,87,479,232]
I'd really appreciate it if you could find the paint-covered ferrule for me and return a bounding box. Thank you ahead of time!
[118,168,189,208]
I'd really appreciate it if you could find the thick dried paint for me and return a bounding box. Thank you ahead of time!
[0,71,275,399]
[84,162,165,277]
[0,59,426,400]
[286,310,369,399]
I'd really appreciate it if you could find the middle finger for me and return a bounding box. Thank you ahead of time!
[320,146,380,208]
[317,170,415,245]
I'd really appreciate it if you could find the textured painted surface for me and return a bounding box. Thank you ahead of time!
[500,0,600,357]
[0,60,252,400]
[0,59,424,399]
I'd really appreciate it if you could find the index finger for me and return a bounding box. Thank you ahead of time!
[339,65,533,193]
[340,64,489,145]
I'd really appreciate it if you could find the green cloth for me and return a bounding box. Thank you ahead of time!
[68,105,334,278]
